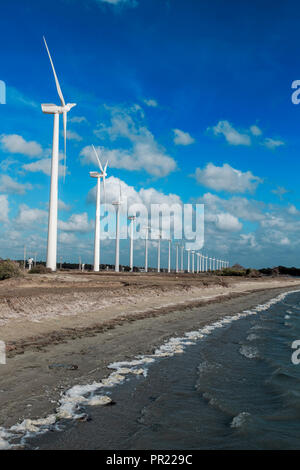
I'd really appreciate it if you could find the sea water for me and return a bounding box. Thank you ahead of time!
[3,290,300,450]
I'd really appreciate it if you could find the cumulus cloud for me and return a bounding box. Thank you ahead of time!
[209,121,284,150]
[0,175,32,195]
[250,125,262,136]
[0,134,43,157]
[58,200,71,211]
[65,130,82,142]
[15,204,47,227]
[82,104,177,177]
[215,213,242,232]
[0,195,9,222]
[69,116,88,124]
[58,213,92,233]
[143,99,158,107]
[194,163,262,194]
[210,121,251,146]
[272,186,289,200]
[288,204,300,215]
[96,0,138,6]
[23,158,65,176]
[173,129,195,146]
[262,138,285,149]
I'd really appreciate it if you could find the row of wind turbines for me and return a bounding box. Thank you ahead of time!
[42,37,230,274]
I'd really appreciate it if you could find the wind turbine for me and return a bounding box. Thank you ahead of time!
[191,251,195,273]
[90,145,108,272]
[180,244,184,272]
[143,226,150,273]
[175,243,179,274]
[42,37,76,272]
[113,183,123,273]
[186,248,191,273]
[168,239,172,273]
[157,229,162,273]
[128,215,136,272]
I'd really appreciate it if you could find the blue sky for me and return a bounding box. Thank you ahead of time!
[0,0,300,269]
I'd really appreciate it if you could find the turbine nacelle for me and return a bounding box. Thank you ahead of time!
[41,103,77,115]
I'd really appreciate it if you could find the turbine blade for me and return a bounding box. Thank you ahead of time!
[104,160,108,172]
[63,111,67,181]
[43,36,66,107]
[92,145,103,172]
[103,176,106,205]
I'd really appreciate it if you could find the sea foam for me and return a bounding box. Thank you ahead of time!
[1,288,299,449]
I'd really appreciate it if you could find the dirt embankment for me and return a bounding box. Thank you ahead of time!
[0,271,300,357]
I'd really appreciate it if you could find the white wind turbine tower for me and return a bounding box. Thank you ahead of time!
[200,253,203,272]
[42,37,76,272]
[176,243,179,274]
[113,183,123,273]
[143,226,150,273]
[191,251,195,273]
[180,244,184,272]
[168,239,172,273]
[128,215,136,272]
[196,253,199,273]
[205,255,208,272]
[90,145,108,272]
[157,229,162,273]
[186,248,191,273]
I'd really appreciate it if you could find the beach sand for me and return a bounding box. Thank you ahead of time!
[0,272,300,433]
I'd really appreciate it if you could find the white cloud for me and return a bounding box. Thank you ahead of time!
[173,129,195,146]
[83,104,177,177]
[263,138,285,149]
[288,204,300,215]
[23,158,65,176]
[210,120,251,146]
[272,186,289,200]
[58,200,71,211]
[15,204,48,227]
[59,213,92,233]
[69,116,87,124]
[210,121,284,150]
[96,0,138,6]
[0,195,9,222]
[143,99,158,107]
[250,125,262,136]
[65,130,82,141]
[215,213,243,232]
[87,175,182,209]
[0,175,32,195]
[0,134,43,157]
[195,163,262,194]
[59,232,78,244]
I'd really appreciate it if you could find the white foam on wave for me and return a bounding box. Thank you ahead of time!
[239,345,260,359]
[1,288,299,449]
[230,411,252,429]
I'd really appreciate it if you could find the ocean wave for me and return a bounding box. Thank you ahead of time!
[239,345,260,359]
[1,288,299,450]
[246,333,260,342]
[230,412,252,429]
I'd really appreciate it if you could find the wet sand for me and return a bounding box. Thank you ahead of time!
[0,272,300,434]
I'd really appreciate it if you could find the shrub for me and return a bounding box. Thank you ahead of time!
[0,259,22,281]
[29,265,52,274]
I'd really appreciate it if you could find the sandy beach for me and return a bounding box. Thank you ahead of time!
[1,272,300,439]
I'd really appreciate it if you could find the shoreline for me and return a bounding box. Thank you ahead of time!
[0,276,300,441]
